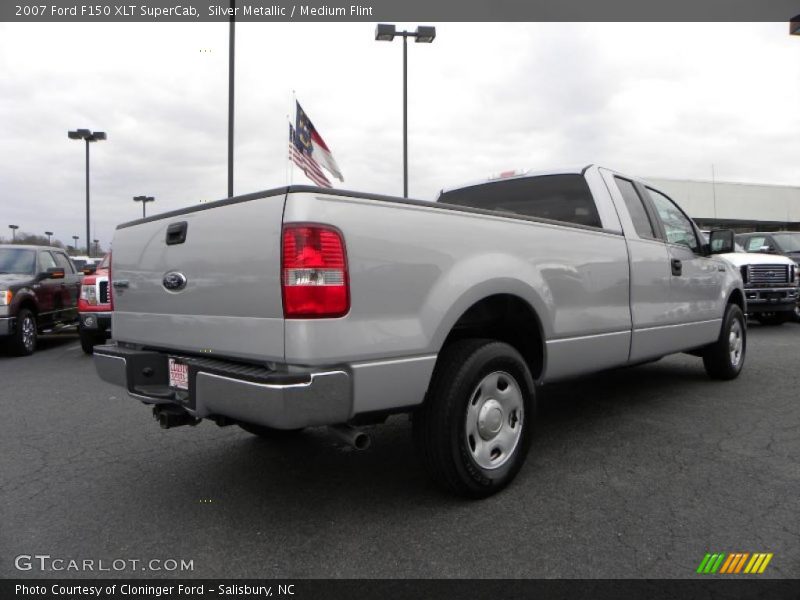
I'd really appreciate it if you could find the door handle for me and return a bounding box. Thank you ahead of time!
[671,259,683,276]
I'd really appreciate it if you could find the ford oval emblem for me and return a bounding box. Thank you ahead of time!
[163,271,187,291]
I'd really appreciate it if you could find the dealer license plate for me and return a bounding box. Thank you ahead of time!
[168,357,189,390]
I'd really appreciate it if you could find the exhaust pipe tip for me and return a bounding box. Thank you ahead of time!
[352,431,371,451]
[152,405,200,429]
[329,424,371,451]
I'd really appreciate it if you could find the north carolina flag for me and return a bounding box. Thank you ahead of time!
[295,101,344,182]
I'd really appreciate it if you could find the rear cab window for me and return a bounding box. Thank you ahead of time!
[438,174,602,229]
[614,177,658,240]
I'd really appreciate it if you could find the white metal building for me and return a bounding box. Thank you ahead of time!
[644,177,800,232]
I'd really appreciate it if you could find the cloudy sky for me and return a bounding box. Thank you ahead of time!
[1,22,799,249]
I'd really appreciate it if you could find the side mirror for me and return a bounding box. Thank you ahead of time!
[708,229,735,255]
[759,245,775,254]
[82,266,97,275]
[45,267,65,280]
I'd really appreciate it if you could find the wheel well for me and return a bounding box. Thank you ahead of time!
[442,294,545,380]
[728,288,745,312]
[17,298,38,317]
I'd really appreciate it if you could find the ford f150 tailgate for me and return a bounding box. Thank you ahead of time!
[110,191,286,362]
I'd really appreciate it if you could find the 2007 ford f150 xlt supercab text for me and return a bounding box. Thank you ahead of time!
[94,166,746,497]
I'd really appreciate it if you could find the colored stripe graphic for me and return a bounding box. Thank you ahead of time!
[719,554,736,573]
[699,552,773,574]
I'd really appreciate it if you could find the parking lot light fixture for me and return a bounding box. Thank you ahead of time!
[133,195,155,218]
[68,128,107,255]
[72,235,79,251]
[374,24,436,198]
[45,231,53,244]
[9,224,19,243]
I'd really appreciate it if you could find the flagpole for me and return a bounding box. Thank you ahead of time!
[289,90,297,186]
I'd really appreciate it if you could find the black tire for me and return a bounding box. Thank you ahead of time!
[703,304,746,380]
[79,327,104,355]
[413,339,536,499]
[9,308,37,356]
[238,422,304,438]
[757,313,790,326]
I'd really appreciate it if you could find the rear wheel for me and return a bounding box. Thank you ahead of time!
[413,339,535,498]
[9,309,37,356]
[238,422,304,438]
[703,304,746,380]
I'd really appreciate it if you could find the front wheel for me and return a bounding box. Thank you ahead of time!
[79,327,105,355]
[703,304,746,380]
[9,309,37,356]
[413,339,536,499]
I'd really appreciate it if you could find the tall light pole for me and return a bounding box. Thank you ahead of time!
[228,0,235,198]
[93,239,100,256]
[9,225,18,243]
[375,24,436,198]
[133,195,155,218]
[68,129,106,255]
[72,235,79,252]
[45,231,53,245]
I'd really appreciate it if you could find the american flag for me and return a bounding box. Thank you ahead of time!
[288,124,331,188]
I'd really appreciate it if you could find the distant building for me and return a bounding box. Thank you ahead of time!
[645,177,800,232]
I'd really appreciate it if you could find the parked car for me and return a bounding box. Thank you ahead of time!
[0,245,81,355]
[93,166,746,497]
[736,232,800,321]
[703,233,799,325]
[78,253,112,354]
[71,255,102,274]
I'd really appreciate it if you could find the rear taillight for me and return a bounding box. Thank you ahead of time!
[282,224,349,318]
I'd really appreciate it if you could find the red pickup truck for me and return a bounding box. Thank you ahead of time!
[78,253,112,354]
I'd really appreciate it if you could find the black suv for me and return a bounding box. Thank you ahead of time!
[0,245,82,355]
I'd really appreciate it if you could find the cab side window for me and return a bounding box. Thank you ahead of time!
[53,252,75,274]
[646,188,700,253]
[38,251,58,273]
[746,236,766,252]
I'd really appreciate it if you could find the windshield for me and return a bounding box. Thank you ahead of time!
[98,254,110,269]
[0,248,36,275]
[773,233,800,252]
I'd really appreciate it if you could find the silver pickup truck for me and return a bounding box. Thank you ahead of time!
[94,166,746,497]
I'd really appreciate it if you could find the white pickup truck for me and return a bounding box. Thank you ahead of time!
[94,166,745,497]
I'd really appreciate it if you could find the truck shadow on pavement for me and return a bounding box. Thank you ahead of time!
[172,357,716,506]
[0,332,78,356]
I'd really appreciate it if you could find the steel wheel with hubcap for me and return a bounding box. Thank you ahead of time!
[414,338,535,498]
[465,371,524,470]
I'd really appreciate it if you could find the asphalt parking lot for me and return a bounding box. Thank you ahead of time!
[1,324,798,579]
